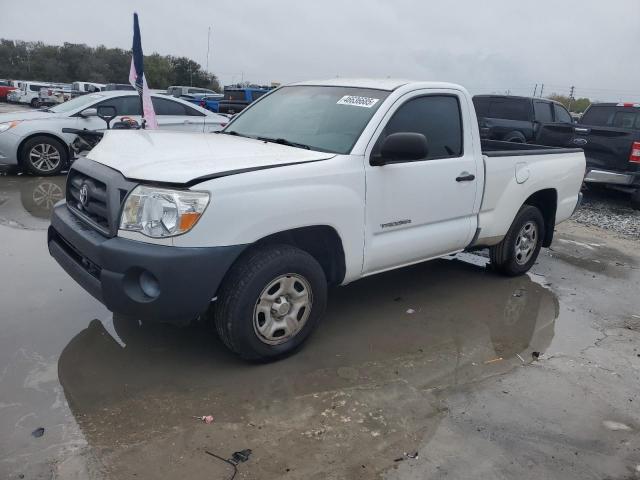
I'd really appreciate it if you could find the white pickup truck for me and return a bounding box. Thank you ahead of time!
[49,79,585,360]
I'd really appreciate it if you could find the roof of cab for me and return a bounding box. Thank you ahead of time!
[291,78,466,92]
[291,78,411,91]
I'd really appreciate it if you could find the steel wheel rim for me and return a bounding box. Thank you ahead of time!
[514,221,538,265]
[253,273,313,345]
[29,143,61,172]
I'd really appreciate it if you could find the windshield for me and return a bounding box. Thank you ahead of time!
[225,85,390,154]
[49,93,106,113]
[581,105,640,130]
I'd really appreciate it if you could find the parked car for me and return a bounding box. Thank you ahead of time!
[167,85,219,97]
[217,86,272,114]
[104,83,136,91]
[38,84,74,107]
[182,93,224,112]
[9,81,56,107]
[536,102,640,207]
[472,95,574,143]
[0,80,18,101]
[0,91,229,175]
[47,79,585,360]
[72,81,106,93]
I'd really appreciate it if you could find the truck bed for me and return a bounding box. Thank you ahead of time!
[481,139,583,157]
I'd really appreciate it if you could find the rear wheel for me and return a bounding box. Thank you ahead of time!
[21,136,67,176]
[490,205,545,276]
[30,98,39,108]
[213,244,327,361]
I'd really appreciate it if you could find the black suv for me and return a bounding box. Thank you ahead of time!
[473,95,573,143]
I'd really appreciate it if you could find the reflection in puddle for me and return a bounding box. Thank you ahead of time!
[0,175,66,229]
[56,256,558,478]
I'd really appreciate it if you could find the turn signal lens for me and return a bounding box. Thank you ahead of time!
[0,120,22,133]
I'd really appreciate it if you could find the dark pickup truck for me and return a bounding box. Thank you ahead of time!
[216,87,271,115]
[473,95,574,143]
[536,103,640,207]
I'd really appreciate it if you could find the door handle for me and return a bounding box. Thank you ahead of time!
[456,172,475,182]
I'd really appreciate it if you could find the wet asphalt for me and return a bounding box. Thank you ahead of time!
[1,171,639,479]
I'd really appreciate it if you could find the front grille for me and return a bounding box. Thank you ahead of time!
[65,158,137,237]
[67,170,110,232]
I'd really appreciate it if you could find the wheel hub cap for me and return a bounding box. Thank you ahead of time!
[514,221,538,265]
[253,274,313,345]
[271,296,292,316]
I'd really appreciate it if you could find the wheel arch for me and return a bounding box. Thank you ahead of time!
[523,188,557,247]
[240,225,347,286]
[503,130,526,143]
[17,132,70,167]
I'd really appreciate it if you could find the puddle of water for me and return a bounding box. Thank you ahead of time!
[0,192,560,478]
[0,175,66,230]
[51,256,558,477]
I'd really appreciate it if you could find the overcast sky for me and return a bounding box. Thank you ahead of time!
[1,0,639,101]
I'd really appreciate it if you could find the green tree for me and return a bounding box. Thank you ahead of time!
[547,93,591,114]
[0,38,220,90]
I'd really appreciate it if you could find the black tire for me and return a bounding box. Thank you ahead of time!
[504,131,526,143]
[30,98,39,108]
[631,189,640,210]
[490,205,545,276]
[213,244,327,361]
[21,136,67,176]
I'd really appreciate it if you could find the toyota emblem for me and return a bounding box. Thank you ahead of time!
[79,184,89,207]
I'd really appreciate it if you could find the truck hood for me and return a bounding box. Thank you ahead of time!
[87,130,336,185]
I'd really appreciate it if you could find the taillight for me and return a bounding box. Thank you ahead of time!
[200,101,205,107]
[630,142,640,164]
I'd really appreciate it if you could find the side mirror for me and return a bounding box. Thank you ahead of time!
[96,105,117,129]
[371,132,428,166]
[79,107,98,118]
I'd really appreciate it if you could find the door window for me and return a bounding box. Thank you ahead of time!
[534,101,553,123]
[373,95,463,161]
[151,97,204,116]
[553,104,572,123]
[95,96,142,116]
[487,99,530,121]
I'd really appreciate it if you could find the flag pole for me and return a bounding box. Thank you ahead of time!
[129,12,157,129]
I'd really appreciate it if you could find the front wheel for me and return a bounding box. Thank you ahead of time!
[21,136,67,176]
[213,244,327,361]
[490,205,545,276]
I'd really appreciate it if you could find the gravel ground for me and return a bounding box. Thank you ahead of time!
[572,187,640,239]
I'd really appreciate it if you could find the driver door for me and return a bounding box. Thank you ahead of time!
[363,90,481,274]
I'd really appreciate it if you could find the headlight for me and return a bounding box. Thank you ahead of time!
[0,121,21,133]
[120,186,210,238]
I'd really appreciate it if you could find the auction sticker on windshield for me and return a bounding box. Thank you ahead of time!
[337,95,380,108]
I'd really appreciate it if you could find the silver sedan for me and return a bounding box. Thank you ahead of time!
[0,91,229,175]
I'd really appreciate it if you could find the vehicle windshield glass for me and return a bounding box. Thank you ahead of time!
[581,106,640,129]
[225,86,390,153]
[50,93,106,113]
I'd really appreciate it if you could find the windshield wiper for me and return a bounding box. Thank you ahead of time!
[218,130,248,138]
[256,136,311,150]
